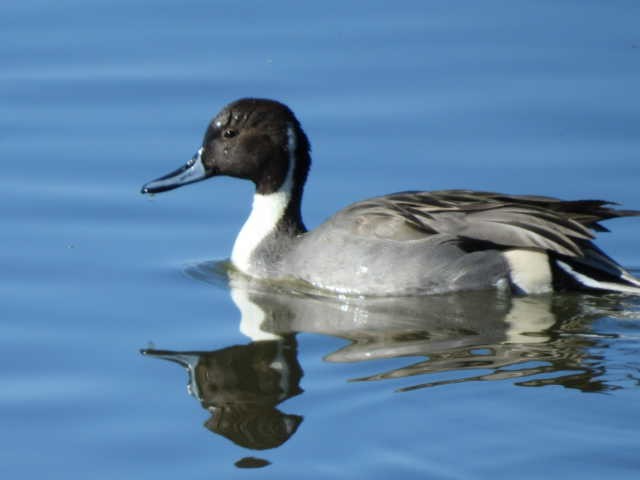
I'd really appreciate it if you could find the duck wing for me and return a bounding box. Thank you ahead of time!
[342,189,640,258]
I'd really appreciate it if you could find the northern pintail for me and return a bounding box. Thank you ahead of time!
[142,98,640,296]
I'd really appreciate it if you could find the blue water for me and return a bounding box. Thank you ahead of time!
[2,0,640,478]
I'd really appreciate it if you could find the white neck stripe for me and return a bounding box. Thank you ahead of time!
[230,124,297,274]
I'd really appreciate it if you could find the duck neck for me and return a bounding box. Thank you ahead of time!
[231,125,309,275]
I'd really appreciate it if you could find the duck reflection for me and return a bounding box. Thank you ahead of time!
[143,336,303,450]
[144,261,636,451]
[222,270,617,393]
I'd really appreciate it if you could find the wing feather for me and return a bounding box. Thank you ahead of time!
[340,190,640,257]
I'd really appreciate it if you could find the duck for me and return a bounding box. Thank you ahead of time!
[141,98,640,296]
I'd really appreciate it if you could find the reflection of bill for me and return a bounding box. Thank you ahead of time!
[143,336,303,450]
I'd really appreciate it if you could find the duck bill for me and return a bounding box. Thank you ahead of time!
[141,148,210,194]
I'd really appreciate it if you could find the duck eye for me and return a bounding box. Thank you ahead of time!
[223,129,237,139]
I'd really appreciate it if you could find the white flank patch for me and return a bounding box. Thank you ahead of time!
[231,124,297,274]
[556,260,640,294]
[503,249,552,294]
[231,287,281,341]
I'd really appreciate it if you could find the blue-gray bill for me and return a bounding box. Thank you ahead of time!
[141,148,208,194]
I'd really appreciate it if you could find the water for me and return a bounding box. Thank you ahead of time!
[2,0,640,478]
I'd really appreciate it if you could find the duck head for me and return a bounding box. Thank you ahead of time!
[141,98,311,196]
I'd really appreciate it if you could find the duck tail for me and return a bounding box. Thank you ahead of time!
[552,247,640,294]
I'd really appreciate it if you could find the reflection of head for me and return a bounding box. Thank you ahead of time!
[194,338,303,409]
[194,338,304,449]
[205,406,302,450]
[143,336,304,450]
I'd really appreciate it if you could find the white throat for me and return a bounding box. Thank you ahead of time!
[231,124,297,274]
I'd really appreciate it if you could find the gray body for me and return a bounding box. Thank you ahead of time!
[272,203,508,295]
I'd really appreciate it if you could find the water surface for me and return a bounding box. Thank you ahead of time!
[2,1,640,478]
